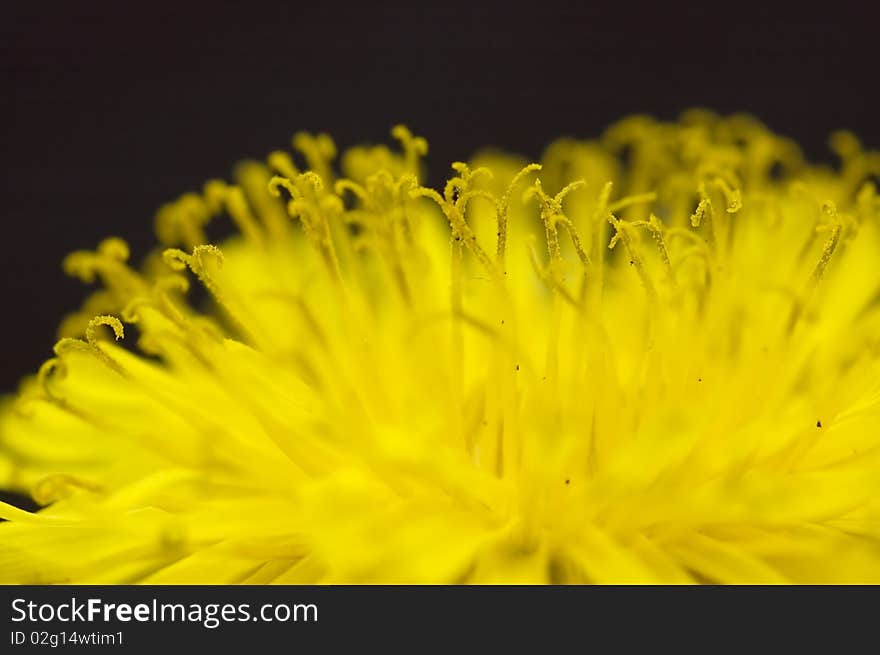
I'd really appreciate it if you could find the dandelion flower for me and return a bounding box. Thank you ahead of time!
[3,113,880,584]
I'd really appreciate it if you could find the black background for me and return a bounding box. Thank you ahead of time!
[1,0,877,394]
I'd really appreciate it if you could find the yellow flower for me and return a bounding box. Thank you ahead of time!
[2,113,880,583]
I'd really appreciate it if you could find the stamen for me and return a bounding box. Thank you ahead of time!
[810,203,843,285]
[54,315,126,376]
[163,246,224,299]
[37,357,67,401]
[390,125,429,178]
[163,246,258,343]
[410,170,497,275]
[608,213,658,303]
[63,238,148,298]
[689,185,716,249]
[527,239,580,307]
[524,178,587,270]
[632,213,676,284]
[267,150,300,180]
[203,181,264,244]
[292,132,337,186]
[85,315,125,345]
[154,193,212,248]
[334,179,370,204]
[709,177,743,213]
[690,196,711,228]
[269,173,343,280]
[496,163,541,268]
[336,173,415,304]
[785,202,845,334]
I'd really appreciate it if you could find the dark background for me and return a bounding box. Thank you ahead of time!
[1,0,877,394]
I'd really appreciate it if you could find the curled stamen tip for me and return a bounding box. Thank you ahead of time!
[97,237,130,261]
[53,337,90,357]
[87,315,125,343]
[468,167,494,183]
[192,245,225,269]
[555,179,586,202]
[726,194,743,213]
[157,273,190,295]
[333,179,365,198]
[162,248,190,271]
[391,125,428,154]
[202,179,229,210]
[38,357,68,399]
[409,186,441,203]
[267,175,297,198]
[267,151,299,178]
[62,253,98,282]
[829,130,861,159]
[499,164,541,210]
[297,171,324,190]
[293,132,337,159]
